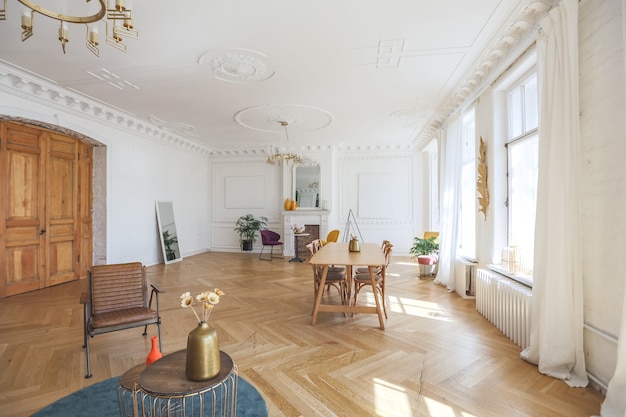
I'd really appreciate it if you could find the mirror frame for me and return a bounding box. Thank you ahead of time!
[155,200,183,264]
[293,164,321,209]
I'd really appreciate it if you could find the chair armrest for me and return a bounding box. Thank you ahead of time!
[148,284,164,313]
[150,283,164,293]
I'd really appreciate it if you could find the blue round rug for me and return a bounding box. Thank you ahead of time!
[31,375,268,417]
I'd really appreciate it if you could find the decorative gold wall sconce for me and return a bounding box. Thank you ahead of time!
[477,136,489,219]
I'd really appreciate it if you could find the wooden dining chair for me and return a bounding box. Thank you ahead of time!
[312,238,347,274]
[352,242,393,319]
[306,243,348,309]
[354,240,391,275]
[81,262,163,378]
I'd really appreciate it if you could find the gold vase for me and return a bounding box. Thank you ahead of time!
[185,322,221,381]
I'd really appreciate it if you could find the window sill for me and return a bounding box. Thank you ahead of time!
[487,264,533,288]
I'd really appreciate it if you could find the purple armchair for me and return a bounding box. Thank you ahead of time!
[259,230,284,261]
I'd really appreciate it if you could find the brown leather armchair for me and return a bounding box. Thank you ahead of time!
[81,262,163,378]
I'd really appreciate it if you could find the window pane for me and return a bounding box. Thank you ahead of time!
[524,76,538,131]
[460,160,476,258]
[508,88,523,138]
[462,112,476,163]
[459,108,476,259]
[508,135,538,274]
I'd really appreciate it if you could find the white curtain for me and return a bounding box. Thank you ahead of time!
[434,115,461,291]
[520,0,587,388]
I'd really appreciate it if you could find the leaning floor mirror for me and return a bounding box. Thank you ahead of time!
[155,201,183,264]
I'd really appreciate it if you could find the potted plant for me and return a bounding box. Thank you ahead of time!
[410,236,439,275]
[234,214,268,251]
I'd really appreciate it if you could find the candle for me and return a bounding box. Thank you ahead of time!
[89,28,98,45]
[21,13,32,30]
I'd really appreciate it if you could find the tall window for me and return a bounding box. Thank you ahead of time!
[506,74,538,276]
[459,108,476,259]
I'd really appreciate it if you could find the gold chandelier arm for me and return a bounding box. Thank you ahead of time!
[17,0,106,24]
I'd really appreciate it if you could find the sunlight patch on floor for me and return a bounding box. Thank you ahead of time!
[423,396,477,417]
[395,261,420,267]
[389,296,454,322]
[373,378,412,416]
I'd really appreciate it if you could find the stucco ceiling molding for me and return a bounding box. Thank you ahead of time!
[234,104,335,133]
[0,62,211,156]
[198,48,276,83]
[413,0,555,149]
[336,143,417,153]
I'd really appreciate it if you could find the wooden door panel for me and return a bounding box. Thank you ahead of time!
[5,245,40,295]
[78,143,93,278]
[48,240,75,286]
[1,123,92,297]
[0,123,45,297]
[48,157,74,218]
[46,133,78,287]
[8,152,40,219]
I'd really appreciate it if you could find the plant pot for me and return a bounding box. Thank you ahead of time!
[419,264,436,276]
[242,240,253,251]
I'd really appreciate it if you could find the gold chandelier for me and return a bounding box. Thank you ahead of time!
[0,0,138,56]
[266,121,303,165]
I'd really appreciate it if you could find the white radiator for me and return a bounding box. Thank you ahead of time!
[455,258,477,299]
[475,269,532,349]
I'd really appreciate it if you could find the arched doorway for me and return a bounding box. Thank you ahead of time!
[0,118,105,297]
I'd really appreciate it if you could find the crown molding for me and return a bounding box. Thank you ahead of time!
[0,61,212,156]
[413,0,555,149]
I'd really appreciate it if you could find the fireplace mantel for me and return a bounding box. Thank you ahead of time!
[281,210,330,256]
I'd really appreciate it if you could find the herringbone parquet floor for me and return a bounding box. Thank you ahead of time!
[0,251,604,417]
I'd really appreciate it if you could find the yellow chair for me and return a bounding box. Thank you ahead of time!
[321,229,340,246]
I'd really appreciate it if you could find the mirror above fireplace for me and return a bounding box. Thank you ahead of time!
[294,165,320,209]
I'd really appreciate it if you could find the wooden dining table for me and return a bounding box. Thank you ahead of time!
[309,242,386,330]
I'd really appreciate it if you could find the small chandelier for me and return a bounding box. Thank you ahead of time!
[266,121,303,165]
[0,0,138,56]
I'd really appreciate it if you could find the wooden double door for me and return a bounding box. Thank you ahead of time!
[0,122,93,297]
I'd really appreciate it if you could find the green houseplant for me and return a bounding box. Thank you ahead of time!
[234,214,268,251]
[409,236,439,257]
[410,236,439,275]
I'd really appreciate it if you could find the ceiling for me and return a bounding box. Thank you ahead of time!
[0,0,545,155]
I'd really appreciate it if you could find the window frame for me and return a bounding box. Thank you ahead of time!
[503,71,538,280]
[458,107,477,261]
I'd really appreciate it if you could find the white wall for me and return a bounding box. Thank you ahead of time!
[0,85,211,267]
[207,150,426,255]
[578,0,626,388]
[335,152,424,253]
[209,158,282,251]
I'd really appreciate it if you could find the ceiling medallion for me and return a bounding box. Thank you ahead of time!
[198,48,275,83]
[0,0,138,56]
[234,104,335,133]
[390,109,425,127]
